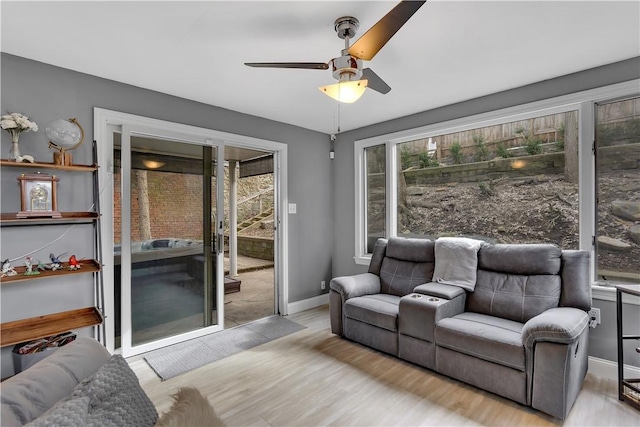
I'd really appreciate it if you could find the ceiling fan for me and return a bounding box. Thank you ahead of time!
[245,1,426,103]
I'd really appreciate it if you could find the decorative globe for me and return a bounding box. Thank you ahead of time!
[45,119,82,149]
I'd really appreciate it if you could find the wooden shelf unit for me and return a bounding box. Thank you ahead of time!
[0,260,101,284]
[0,142,105,350]
[0,307,103,347]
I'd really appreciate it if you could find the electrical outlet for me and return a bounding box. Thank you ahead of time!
[588,308,601,327]
[321,280,326,290]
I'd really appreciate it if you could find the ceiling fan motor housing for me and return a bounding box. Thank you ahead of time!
[330,54,363,81]
[334,16,359,39]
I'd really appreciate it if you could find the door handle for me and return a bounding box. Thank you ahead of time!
[217,233,223,254]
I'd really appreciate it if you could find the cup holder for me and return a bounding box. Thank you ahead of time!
[428,297,440,302]
[411,294,423,299]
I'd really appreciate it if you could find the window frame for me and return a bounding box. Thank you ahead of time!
[354,80,639,295]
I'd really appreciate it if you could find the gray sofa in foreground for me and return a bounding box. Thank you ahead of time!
[330,237,591,420]
[1,337,158,426]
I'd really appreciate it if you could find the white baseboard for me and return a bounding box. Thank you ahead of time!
[287,293,329,315]
[588,356,640,381]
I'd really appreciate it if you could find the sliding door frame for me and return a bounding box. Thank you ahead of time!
[94,108,289,355]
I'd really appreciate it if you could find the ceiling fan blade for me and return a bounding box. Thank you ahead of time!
[348,0,426,61]
[362,68,391,94]
[245,62,329,70]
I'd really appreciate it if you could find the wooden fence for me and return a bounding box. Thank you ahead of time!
[401,111,576,162]
[401,97,640,162]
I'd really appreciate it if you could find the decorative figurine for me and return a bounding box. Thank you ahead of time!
[47,252,66,271]
[23,256,41,276]
[1,259,18,278]
[35,259,47,272]
[68,255,82,271]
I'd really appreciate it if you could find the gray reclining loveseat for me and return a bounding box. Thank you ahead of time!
[329,236,591,420]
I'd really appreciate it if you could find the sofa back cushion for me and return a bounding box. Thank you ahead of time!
[468,270,562,323]
[467,244,563,323]
[478,243,562,275]
[385,237,434,263]
[378,237,435,296]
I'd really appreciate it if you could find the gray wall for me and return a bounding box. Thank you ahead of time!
[0,53,333,376]
[332,57,640,365]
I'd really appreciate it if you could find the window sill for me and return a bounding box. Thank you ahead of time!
[592,283,640,305]
[354,255,371,266]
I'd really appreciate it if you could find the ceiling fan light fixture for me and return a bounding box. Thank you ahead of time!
[319,79,368,103]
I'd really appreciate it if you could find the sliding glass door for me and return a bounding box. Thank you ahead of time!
[96,108,290,356]
[116,126,225,356]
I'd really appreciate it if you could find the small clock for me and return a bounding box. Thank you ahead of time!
[16,173,61,218]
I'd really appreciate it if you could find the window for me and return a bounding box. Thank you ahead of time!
[595,96,640,283]
[396,111,579,249]
[355,80,640,285]
[364,144,386,253]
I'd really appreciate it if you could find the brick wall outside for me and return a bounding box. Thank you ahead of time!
[113,171,274,260]
[114,171,207,243]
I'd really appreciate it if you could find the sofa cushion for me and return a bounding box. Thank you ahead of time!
[379,257,434,296]
[1,337,111,426]
[468,270,561,323]
[432,237,483,291]
[25,396,90,427]
[478,243,561,275]
[79,354,157,426]
[26,354,157,427]
[344,294,401,332]
[385,237,434,263]
[436,312,525,371]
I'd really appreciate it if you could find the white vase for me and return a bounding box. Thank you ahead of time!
[8,134,22,161]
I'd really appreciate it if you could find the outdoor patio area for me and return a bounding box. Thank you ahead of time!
[222,254,275,329]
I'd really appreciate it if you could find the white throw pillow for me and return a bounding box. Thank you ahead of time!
[433,237,484,291]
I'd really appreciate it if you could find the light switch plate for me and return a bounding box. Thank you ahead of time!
[288,203,297,214]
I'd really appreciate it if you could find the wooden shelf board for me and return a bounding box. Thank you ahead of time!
[0,159,97,172]
[0,307,103,347]
[0,212,99,225]
[0,260,101,284]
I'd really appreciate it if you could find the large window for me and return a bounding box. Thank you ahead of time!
[396,111,579,248]
[355,81,640,285]
[596,97,640,283]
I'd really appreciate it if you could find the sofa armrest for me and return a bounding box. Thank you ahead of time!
[329,273,381,300]
[413,282,465,300]
[522,307,589,350]
[399,292,466,343]
[523,307,590,419]
[329,273,381,336]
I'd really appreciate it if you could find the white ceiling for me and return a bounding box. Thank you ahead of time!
[2,1,639,135]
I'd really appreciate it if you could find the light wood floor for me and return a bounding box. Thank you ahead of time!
[130,305,639,426]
